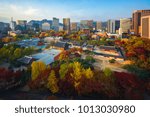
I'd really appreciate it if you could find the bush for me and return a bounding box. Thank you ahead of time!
[103,68,113,77]
[84,50,94,55]
[85,56,96,63]
[114,72,144,99]
[123,64,150,79]
[109,59,116,63]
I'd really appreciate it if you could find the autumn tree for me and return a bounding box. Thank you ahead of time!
[31,61,46,80]
[47,70,59,93]
[71,62,82,80]
[103,68,113,77]
[58,52,69,61]
[83,68,94,79]
[59,63,69,79]
[121,37,150,70]
[13,48,22,59]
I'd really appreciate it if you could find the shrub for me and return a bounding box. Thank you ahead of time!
[109,59,116,63]
[85,56,96,63]
[103,68,113,77]
[114,72,144,99]
[123,64,150,79]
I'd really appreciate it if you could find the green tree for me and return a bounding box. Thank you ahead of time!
[103,68,113,77]
[13,48,22,59]
[59,63,69,79]
[85,56,95,63]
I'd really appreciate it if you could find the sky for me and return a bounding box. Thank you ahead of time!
[0,0,150,23]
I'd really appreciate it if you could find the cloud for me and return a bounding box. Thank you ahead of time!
[0,4,41,21]
[10,4,18,11]
[9,4,39,17]
[24,7,39,16]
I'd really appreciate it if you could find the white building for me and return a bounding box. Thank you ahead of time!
[10,18,16,31]
[59,25,63,31]
[42,22,51,31]
[44,36,63,43]
[107,20,116,33]
[119,18,131,34]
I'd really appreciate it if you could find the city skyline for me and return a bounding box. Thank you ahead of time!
[0,0,150,23]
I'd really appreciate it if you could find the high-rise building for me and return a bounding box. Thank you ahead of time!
[107,20,120,33]
[141,15,150,39]
[16,20,27,27]
[132,10,150,35]
[42,22,51,31]
[10,17,16,31]
[0,22,10,33]
[80,20,93,30]
[16,20,27,30]
[115,20,120,32]
[119,18,131,34]
[87,20,93,30]
[96,21,102,31]
[101,22,107,31]
[80,20,88,29]
[63,18,70,33]
[107,20,115,33]
[59,25,63,31]
[52,17,59,32]
[71,22,77,32]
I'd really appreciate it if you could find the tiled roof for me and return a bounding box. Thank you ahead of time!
[54,41,66,48]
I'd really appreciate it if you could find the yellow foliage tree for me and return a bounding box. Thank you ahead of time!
[59,63,68,79]
[83,68,94,79]
[44,33,49,37]
[31,61,46,80]
[71,62,82,81]
[47,70,59,94]
[70,62,83,88]
[58,53,65,61]
[103,68,113,77]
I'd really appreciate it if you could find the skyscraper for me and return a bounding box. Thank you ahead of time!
[96,21,102,31]
[132,10,150,36]
[80,20,88,29]
[16,20,27,30]
[0,22,9,33]
[141,15,150,39]
[115,20,120,32]
[87,20,93,30]
[52,17,59,32]
[71,22,77,32]
[10,17,16,31]
[16,20,27,27]
[63,18,70,34]
[80,20,93,30]
[107,20,115,33]
[119,18,131,34]
[107,20,119,33]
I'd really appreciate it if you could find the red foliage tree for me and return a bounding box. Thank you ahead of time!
[114,72,144,99]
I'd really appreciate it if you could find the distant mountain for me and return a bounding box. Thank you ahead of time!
[41,19,52,25]
[28,20,41,25]
[28,19,63,26]
[0,16,10,23]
